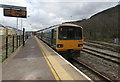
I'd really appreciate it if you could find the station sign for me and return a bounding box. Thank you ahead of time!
[4,8,27,18]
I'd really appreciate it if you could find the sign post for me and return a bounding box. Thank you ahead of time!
[23,28,25,46]
[0,4,27,29]
[1,4,27,18]
[0,4,27,46]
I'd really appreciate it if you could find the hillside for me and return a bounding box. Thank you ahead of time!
[65,5,120,43]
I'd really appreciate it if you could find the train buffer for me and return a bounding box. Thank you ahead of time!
[2,36,92,81]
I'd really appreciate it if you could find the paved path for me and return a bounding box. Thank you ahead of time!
[2,36,55,80]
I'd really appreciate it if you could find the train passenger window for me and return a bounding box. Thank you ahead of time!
[58,26,82,40]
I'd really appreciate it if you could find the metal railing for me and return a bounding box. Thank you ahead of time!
[0,33,29,62]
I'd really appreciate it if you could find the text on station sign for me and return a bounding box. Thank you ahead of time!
[4,8,27,18]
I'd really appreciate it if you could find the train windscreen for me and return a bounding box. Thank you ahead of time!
[58,26,82,40]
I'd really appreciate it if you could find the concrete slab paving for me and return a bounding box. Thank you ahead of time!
[2,36,55,80]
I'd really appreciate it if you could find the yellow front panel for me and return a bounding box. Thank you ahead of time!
[56,40,84,51]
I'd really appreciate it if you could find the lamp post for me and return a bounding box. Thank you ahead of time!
[16,17,18,29]
[21,18,22,30]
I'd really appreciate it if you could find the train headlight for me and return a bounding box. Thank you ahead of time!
[78,44,83,47]
[57,44,63,48]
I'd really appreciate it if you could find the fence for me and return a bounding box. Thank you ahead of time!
[0,34,28,62]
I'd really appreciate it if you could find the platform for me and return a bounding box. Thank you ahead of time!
[2,36,91,81]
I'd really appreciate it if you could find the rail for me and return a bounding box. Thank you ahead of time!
[71,58,113,81]
[82,47,120,64]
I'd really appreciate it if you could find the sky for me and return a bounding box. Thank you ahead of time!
[0,0,119,31]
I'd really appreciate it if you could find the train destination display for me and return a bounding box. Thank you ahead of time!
[4,8,27,18]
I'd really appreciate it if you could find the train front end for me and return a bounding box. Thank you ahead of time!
[56,25,84,53]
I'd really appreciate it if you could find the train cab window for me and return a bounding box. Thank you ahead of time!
[59,27,67,39]
[58,26,82,40]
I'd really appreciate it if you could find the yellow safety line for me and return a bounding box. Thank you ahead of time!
[43,52,61,81]
[35,37,60,81]
[35,36,73,80]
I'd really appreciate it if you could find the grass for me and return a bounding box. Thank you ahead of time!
[0,48,12,63]
[0,42,23,63]
[0,35,24,63]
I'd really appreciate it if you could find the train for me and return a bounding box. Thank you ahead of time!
[36,23,84,58]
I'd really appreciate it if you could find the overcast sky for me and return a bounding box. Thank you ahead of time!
[0,0,119,31]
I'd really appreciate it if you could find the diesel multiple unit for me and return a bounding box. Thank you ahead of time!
[36,23,84,57]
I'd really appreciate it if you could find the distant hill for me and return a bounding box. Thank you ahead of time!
[65,5,120,43]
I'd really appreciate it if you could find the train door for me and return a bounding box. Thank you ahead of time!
[41,32,43,39]
[51,29,54,46]
[51,29,56,48]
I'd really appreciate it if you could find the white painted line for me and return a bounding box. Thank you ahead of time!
[39,38,93,81]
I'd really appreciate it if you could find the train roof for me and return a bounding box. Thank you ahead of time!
[59,23,82,27]
[36,23,82,32]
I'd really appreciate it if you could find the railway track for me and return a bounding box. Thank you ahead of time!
[85,41,120,53]
[88,41,120,48]
[70,58,113,81]
[82,47,120,64]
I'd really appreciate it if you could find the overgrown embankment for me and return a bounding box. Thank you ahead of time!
[66,5,120,44]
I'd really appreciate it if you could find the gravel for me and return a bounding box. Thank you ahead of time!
[77,51,119,80]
